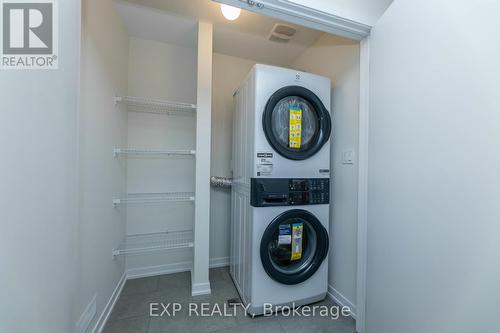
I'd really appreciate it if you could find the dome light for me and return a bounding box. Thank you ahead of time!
[221,4,241,21]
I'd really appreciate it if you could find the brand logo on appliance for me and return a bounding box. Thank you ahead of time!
[1,0,58,69]
[295,73,301,81]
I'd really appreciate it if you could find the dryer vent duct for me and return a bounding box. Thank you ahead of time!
[210,176,232,189]
[268,23,296,43]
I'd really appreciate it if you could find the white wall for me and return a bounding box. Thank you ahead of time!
[210,53,256,263]
[366,1,500,332]
[78,0,129,330]
[126,37,197,272]
[289,0,393,26]
[292,34,360,312]
[127,37,197,103]
[0,1,80,332]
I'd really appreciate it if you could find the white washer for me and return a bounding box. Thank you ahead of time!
[231,180,330,315]
[231,64,331,315]
[250,204,329,314]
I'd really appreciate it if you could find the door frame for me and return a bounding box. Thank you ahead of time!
[212,0,371,41]
[356,36,370,333]
[212,1,371,331]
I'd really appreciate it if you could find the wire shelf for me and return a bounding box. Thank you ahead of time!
[113,192,195,206]
[113,148,196,158]
[112,230,194,257]
[115,96,196,115]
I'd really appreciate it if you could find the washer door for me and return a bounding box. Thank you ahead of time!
[260,209,329,285]
[262,86,331,160]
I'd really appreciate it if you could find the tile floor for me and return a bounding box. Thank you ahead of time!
[104,267,356,333]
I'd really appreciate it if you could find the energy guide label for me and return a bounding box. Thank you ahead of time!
[256,152,273,176]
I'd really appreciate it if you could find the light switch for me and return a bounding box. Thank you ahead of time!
[342,150,355,165]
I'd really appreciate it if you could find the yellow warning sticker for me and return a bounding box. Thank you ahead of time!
[291,223,303,261]
[289,107,302,149]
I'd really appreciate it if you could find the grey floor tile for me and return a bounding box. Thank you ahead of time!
[148,316,192,333]
[103,316,150,333]
[106,268,355,333]
[158,271,191,290]
[155,285,194,302]
[279,316,325,333]
[122,276,159,296]
[277,307,356,333]
[211,276,237,293]
[318,318,357,333]
[214,320,285,333]
[110,290,181,321]
[210,267,232,285]
[234,305,275,326]
[189,314,238,333]
[109,294,153,321]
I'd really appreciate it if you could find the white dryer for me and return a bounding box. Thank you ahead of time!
[248,64,332,179]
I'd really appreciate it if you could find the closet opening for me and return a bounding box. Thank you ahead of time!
[79,0,361,331]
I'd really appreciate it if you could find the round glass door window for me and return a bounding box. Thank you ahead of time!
[271,97,319,150]
[260,209,329,285]
[263,86,331,160]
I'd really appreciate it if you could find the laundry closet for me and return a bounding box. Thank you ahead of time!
[78,0,361,324]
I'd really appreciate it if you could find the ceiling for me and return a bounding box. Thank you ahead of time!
[115,0,329,66]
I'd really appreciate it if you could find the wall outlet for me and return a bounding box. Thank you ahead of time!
[76,294,97,333]
[342,150,355,165]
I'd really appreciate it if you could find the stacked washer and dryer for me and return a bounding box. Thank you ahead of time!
[231,64,332,315]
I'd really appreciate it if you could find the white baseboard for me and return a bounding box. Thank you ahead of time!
[126,261,193,280]
[76,294,96,333]
[126,257,229,280]
[191,282,212,296]
[327,285,357,319]
[92,272,126,333]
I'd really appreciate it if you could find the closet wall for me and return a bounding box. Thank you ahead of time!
[367,1,500,331]
[0,0,80,332]
[78,0,129,330]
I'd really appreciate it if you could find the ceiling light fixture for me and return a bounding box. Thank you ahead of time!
[221,4,241,21]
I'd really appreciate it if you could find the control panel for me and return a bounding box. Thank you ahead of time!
[251,178,330,207]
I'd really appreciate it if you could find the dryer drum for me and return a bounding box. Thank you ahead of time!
[260,209,329,285]
[262,85,331,160]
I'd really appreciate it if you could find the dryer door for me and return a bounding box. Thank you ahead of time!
[260,209,329,285]
[262,86,331,160]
